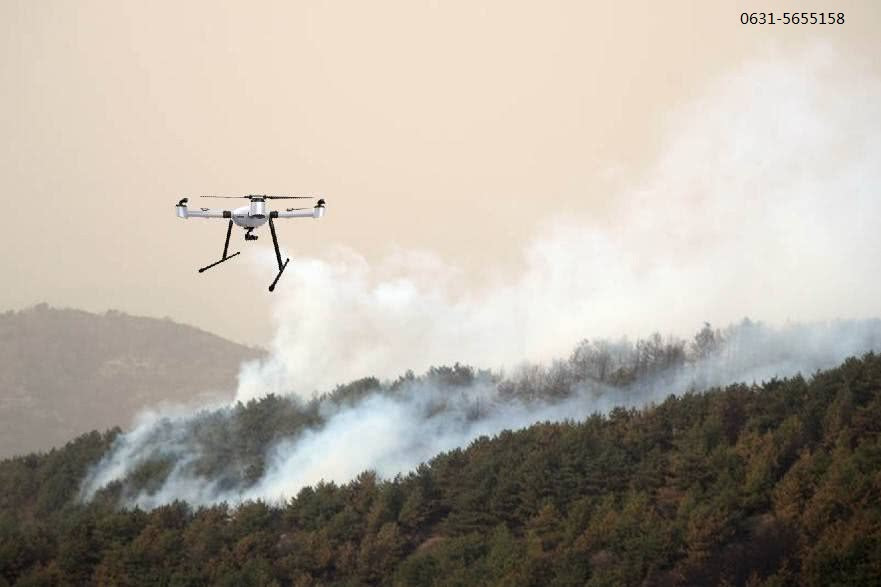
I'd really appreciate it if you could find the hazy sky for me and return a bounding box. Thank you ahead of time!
[2,1,879,345]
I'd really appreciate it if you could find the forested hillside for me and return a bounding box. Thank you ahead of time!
[0,305,263,457]
[2,352,880,585]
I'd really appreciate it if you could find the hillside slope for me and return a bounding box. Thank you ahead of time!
[1,353,879,585]
[0,305,263,458]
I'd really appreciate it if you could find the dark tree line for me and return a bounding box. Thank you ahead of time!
[2,348,881,585]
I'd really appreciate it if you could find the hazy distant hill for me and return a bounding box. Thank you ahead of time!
[0,304,263,458]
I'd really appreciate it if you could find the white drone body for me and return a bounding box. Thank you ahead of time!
[175,194,326,291]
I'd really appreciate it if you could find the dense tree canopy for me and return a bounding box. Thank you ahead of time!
[1,347,880,585]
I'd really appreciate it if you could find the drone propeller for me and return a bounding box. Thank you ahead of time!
[285,207,311,211]
[264,195,315,200]
[199,194,314,200]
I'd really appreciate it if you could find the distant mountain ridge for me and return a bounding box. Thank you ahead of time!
[0,304,263,458]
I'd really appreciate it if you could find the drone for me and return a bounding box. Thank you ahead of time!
[175,194,326,292]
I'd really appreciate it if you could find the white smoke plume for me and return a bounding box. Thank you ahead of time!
[79,318,881,509]
[237,46,881,401]
[81,48,881,508]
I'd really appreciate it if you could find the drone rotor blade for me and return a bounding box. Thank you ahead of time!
[196,194,319,200]
[285,207,311,211]
[264,195,314,200]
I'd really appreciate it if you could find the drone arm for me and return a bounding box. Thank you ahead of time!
[175,203,231,219]
[271,204,326,219]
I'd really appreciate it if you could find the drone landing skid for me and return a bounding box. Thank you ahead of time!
[198,252,241,273]
[266,215,290,292]
[191,213,293,292]
[198,219,241,273]
[268,258,290,292]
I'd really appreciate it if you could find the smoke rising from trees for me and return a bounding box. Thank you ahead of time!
[81,49,881,509]
[80,319,881,508]
[238,47,881,400]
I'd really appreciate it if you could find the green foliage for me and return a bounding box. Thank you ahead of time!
[2,353,881,584]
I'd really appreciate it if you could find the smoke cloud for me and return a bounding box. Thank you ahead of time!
[238,46,881,400]
[81,48,881,508]
[80,318,881,509]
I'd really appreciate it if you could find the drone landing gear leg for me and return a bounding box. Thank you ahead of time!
[198,219,241,273]
[267,216,290,292]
